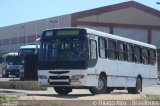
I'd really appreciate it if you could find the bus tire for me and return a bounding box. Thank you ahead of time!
[54,87,72,95]
[89,75,107,94]
[128,77,142,94]
[106,87,113,93]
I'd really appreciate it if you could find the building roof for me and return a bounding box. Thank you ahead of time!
[71,1,160,28]
[72,1,160,18]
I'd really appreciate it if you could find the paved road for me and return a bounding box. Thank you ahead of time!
[25,85,160,96]
[0,75,20,81]
[0,85,159,96]
[0,88,142,100]
[0,78,20,81]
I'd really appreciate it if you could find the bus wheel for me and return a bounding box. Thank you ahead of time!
[54,87,72,95]
[136,77,142,93]
[106,87,113,93]
[128,77,142,94]
[89,75,106,94]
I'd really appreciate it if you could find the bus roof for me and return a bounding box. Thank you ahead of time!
[2,52,18,58]
[20,44,40,49]
[84,28,156,49]
[43,27,156,49]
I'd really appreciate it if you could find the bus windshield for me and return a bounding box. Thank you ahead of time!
[19,45,40,65]
[19,49,35,55]
[6,56,19,65]
[40,38,87,62]
[19,44,40,56]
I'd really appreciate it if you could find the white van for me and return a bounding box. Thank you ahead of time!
[1,52,22,78]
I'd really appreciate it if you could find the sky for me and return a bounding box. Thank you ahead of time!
[0,0,160,27]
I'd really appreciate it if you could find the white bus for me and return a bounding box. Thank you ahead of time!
[1,52,21,78]
[38,27,157,95]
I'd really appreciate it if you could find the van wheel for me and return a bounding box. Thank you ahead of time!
[128,77,142,94]
[89,75,106,94]
[54,87,72,95]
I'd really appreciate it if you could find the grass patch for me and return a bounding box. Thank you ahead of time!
[0,95,17,104]
[144,95,160,101]
[0,95,7,101]
[0,81,47,90]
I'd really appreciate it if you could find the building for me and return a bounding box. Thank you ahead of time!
[0,1,160,68]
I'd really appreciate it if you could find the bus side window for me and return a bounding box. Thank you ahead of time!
[98,37,107,58]
[134,45,142,63]
[90,40,97,59]
[126,44,134,62]
[149,49,156,65]
[142,47,149,64]
[108,39,117,60]
[117,41,125,61]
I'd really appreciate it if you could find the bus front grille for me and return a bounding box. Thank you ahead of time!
[49,76,69,80]
[48,76,70,85]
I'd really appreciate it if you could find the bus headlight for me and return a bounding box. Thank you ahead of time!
[71,75,84,80]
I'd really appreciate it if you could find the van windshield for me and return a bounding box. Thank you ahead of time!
[6,56,19,65]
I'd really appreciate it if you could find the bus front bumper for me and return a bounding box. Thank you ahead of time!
[6,69,20,76]
[38,70,99,87]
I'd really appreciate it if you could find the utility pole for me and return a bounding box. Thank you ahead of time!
[50,20,58,28]
[95,13,102,30]
[21,26,27,45]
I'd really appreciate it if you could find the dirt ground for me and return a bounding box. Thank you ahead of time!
[2,88,159,106]
[2,85,160,106]
[17,93,144,106]
[19,94,142,100]
[16,87,160,106]
[17,94,141,106]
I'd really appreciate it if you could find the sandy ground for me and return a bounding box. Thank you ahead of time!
[18,89,142,100]
[2,86,160,106]
[17,85,160,101]
[0,85,159,101]
[18,94,142,100]
[18,91,143,106]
